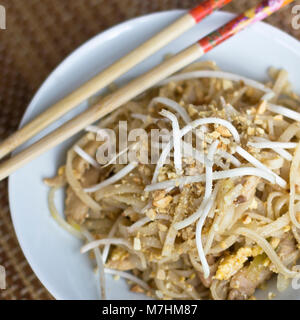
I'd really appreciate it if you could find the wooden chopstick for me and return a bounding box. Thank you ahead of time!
[0,0,232,160]
[0,0,294,181]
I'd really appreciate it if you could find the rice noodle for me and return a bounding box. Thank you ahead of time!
[273,195,290,219]
[272,69,289,101]
[95,184,143,201]
[267,192,283,220]
[279,123,300,142]
[292,226,300,245]
[158,70,273,93]
[209,235,239,254]
[210,280,229,300]
[258,214,290,238]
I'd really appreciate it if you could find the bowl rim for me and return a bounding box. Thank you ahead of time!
[8,9,300,300]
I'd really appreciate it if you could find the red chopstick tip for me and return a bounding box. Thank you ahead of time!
[189,0,232,23]
[197,0,293,54]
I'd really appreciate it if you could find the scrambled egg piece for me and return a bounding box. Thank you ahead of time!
[215,246,262,281]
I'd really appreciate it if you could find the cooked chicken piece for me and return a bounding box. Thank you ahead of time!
[65,142,101,224]
[277,234,297,260]
[73,141,100,178]
[274,233,299,267]
[43,165,66,188]
[65,187,89,225]
[81,167,101,188]
[228,255,272,300]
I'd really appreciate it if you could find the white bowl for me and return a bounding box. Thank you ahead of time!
[8,10,300,300]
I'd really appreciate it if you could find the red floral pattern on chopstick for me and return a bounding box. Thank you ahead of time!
[189,0,233,23]
[198,0,294,53]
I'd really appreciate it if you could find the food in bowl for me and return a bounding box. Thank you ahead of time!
[44,61,300,300]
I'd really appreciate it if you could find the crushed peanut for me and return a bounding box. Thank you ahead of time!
[216,125,232,137]
[242,216,252,225]
[146,208,157,220]
[153,195,173,209]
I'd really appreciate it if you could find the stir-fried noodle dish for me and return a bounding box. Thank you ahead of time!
[45,61,300,300]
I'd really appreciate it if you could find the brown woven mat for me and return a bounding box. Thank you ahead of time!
[0,0,299,300]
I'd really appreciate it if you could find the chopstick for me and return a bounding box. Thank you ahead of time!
[0,0,232,160]
[0,0,294,181]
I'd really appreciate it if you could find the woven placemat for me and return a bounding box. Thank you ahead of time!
[0,0,299,300]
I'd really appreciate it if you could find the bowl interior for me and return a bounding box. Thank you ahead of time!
[8,10,300,300]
